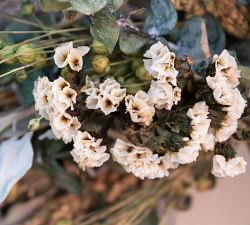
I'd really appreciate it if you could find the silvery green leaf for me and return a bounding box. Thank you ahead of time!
[39,0,71,12]
[144,0,177,36]
[0,132,34,204]
[119,29,147,55]
[70,0,107,15]
[90,7,119,53]
[107,0,123,11]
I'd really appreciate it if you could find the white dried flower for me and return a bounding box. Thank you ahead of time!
[71,131,110,171]
[125,90,155,126]
[143,41,178,86]
[177,141,200,164]
[54,41,73,68]
[214,50,241,88]
[201,129,216,151]
[212,155,247,177]
[68,46,90,72]
[147,80,181,110]
[110,139,167,179]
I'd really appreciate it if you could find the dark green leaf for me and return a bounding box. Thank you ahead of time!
[144,0,177,36]
[70,0,107,15]
[107,0,123,11]
[43,158,82,196]
[39,0,71,12]
[16,70,41,107]
[119,29,147,55]
[90,7,119,53]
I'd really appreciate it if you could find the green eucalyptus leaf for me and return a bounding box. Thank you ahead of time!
[70,0,107,15]
[16,70,41,107]
[39,0,71,12]
[90,8,119,53]
[119,29,147,55]
[144,0,177,36]
[107,0,123,11]
[43,158,82,196]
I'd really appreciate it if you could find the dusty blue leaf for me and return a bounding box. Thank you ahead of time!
[70,0,107,15]
[0,132,33,204]
[90,7,119,53]
[144,0,177,36]
[119,29,148,55]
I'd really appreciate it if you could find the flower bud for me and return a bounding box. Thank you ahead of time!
[16,44,36,65]
[15,69,28,82]
[0,45,17,64]
[27,118,41,131]
[92,55,110,74]
[91,40,109,55]
[131,59,142,71]
[21,2,34,16]
[33,50,47,69]
[135,65,152,81]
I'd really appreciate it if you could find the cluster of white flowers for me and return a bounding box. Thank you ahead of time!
[143,41,181,111]
[125,91,155,127]
[71,131,110,171]
[33,77,81,143]
[111,102,211,179]
[177,102,211,164]
[212,154,247,177]
[82,77,126,115]
[206,50,247,143]
[111,139,179,179]
[54,41,90,72]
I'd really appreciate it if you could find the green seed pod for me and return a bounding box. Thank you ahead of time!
[0,45,17,64]
[131,59,143,71]
[91,40,109,55]
[15,69,28,82]
[16,44,36,65]
[92,55,110,74]
[21,2,34,16]
[135,65,152,81]
[27,118,41,131]
[33,50,47,69]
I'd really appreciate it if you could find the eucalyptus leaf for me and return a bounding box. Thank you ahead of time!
[43,158,82,196]
[39,0,71,12]
[144,0,177,36]
[90,8,119,53]
[119,29,147,55]
[107,0,123,11]
[0,132,33,204]
[16,70,41,107]
[70,0,107,15]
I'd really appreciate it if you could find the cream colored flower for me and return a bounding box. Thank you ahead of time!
[68,46,90,72]
[201,129,215,151]
[71,131,110,171]
[54,41,73,68]
[177,141,200,164]
[81,76,96,95]
[215,50,241,88]
[187,101,209,125]
[212,155,247,177]
[52,77,70,93]
[125,90,155,126]
[110,139,166,179]
[148,80,181,110]
[52,112,73,131]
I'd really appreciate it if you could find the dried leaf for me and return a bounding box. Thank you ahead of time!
[0,132,34,204]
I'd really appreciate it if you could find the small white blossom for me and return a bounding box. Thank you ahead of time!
[177,141,200,164]
[201,129,215,151]
[54,41,73,68]
[214,50,241,88]
[147,80,181,110]
[110,139,167,179]
[125,90,155,126]
[68,46,90,72]
[71,131,110,171]
[212,155,247,177]
[143,41,178,85]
